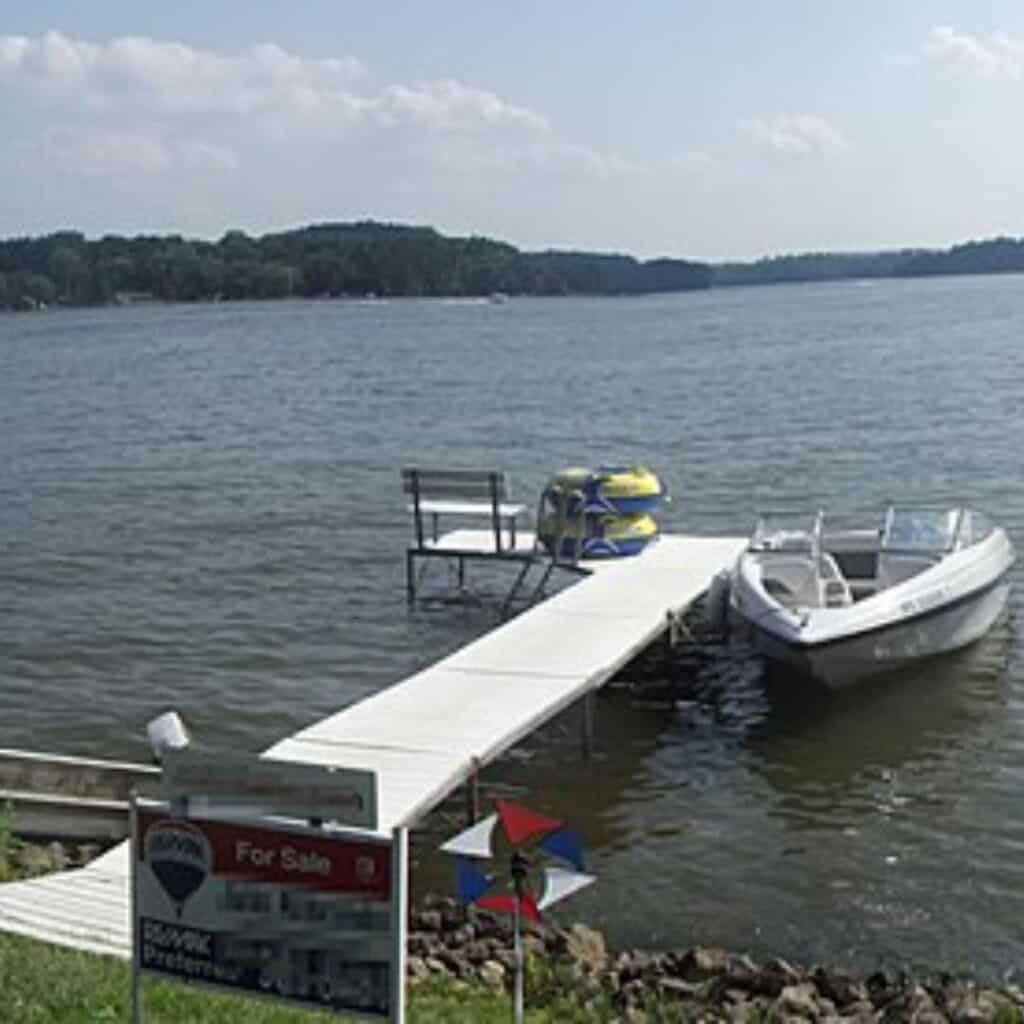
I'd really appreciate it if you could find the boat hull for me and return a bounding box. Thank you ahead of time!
[735,575,1012,690]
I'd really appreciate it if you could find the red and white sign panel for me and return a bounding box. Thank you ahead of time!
[135,809,399,1019]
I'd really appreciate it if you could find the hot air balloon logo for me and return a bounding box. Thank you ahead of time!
[441,800,595,1023]
[144,821,212,919]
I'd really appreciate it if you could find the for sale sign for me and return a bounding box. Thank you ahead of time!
[133,806,405,1020]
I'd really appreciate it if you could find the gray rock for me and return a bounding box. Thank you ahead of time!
[764,958,804,987]
[424,956,449,976]
[680,946,732,982]
[776,981,821,1019]
[462,940,491,965]
[812,966,866,1008]
[656,976,703,1000]
[838,999,878,1023]
[620,978,648,1009]
[406,956,430,983]
[478,960,506,992]
[565,922,608,973]
[417,909,443,933]
[1004,985,1024,1008]
[866,969,901,1010]
[495,949,517,974]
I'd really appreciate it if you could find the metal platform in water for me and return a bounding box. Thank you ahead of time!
[0,530,743,959]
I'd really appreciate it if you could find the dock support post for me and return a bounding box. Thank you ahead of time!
[666,608,692,650]
[582,692,595,758]
[465,758,480,824]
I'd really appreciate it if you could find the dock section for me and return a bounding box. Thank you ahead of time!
[269,533,745,834]
[0,532,744,959]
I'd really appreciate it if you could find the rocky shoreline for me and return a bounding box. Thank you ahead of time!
[0,835,104,882]
[409,894,1024,1023]
[3,839,1022,1022]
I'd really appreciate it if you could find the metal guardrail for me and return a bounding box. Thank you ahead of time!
[0,748,160,841]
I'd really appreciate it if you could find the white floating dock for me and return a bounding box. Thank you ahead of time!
[0,531,743,959]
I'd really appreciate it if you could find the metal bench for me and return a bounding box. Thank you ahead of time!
[401,467,529,601]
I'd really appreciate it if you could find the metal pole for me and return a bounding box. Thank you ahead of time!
[512,894,523,1024]
[510,851,527,1024]
[390,827,408,1024]
[129,791,144,1024]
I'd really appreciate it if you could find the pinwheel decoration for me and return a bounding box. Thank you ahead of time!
[440,799,595,1022]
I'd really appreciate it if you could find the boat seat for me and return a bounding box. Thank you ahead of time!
[818,552,853,607]
[759,555,822,609]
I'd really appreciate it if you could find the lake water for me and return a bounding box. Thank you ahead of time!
[1,276,1022,978]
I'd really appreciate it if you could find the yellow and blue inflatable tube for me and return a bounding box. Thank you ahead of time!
[546,465,664,516]
[539,512,659,560]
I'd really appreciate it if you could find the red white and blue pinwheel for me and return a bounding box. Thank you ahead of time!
[440,799,595,920]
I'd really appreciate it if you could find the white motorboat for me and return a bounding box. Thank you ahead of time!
[724,506,1015,689]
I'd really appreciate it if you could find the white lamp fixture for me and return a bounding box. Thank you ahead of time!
[146,710,190,763]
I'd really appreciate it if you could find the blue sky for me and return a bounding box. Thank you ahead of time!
[2,2,1023,259]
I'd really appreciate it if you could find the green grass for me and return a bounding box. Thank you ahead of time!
[0,805,22,882]
[0,933,617,1023]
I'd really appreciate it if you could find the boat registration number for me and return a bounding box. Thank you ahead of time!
[899,586,948,616]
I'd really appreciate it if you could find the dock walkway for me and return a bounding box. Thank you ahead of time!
[0,531,743,959]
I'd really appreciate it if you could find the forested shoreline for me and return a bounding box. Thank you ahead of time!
[0,221,711,311]
[2,220,1024,311]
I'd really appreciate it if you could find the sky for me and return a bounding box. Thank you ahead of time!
[1,1,1023,260]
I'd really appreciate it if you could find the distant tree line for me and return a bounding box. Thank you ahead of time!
[6,223,1024,312]
[711,236,1024,287]
[0,222,712,311]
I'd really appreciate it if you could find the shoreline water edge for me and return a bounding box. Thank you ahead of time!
[2,837,1023,1022]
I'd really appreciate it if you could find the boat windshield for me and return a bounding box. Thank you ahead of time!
[749,511,823,555]
[880,507,965,554]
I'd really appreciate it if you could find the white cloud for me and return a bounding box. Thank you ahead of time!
[0,30,629,188]
[436,138,634,179]
[922,25,1024,79]
[16,127,238,177]
[0,32,548,135]
[377,80,549,134]
[742,114,852,157]
[0,31,365,115]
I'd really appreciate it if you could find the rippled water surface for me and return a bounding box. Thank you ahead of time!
[2,278,1022,977]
